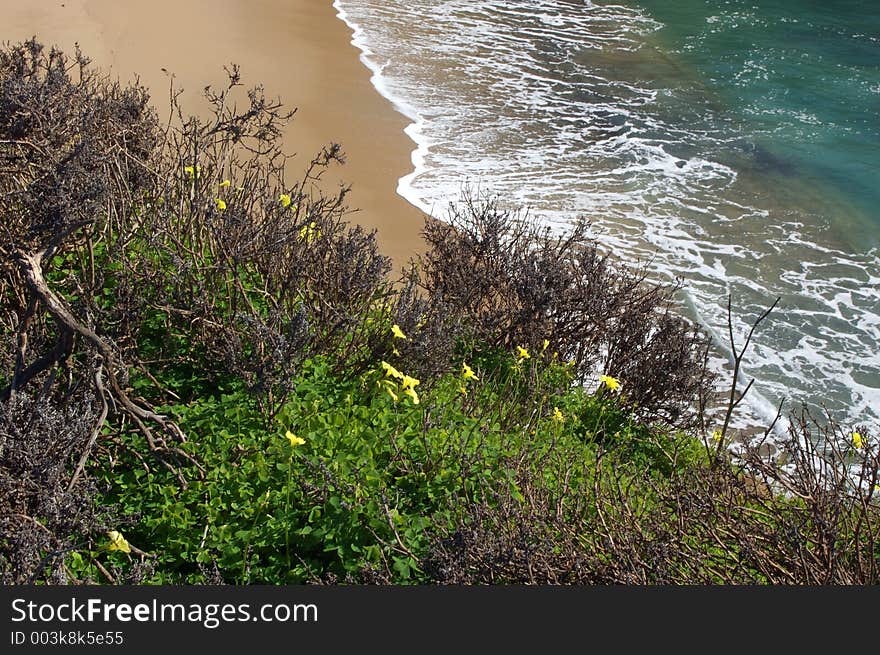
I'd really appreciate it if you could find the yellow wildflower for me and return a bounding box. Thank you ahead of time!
[215,198,227,211]
[218,179,231,188]
[378,379,399,402]
[299,221,320,243]
[285,431,306,448]
[402,386,420,405]
[279,193,292,208]
[552,407,564,423]
[599,374,621,392]
[852,431,864,449]
[459,385,468,395]
[381,361,404,380]
[391,324,407,340]
[107,530,131,554]
[401,374,420,390]
[542,339,550,353]
[184,164,201,179]
[712,429,723,443]
[516,345,530,360]
[462,363,478,381]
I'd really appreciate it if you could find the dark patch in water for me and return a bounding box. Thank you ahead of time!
[740,141,798,176]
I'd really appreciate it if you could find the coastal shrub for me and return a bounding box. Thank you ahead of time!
[0,39,158,377]
[423,406,880,585]
[415,192,713,428]
[0,39,191,488]
[141,66,397,412]
[0,39,397,581]
[0,37,394,419]
[0,390,109,584]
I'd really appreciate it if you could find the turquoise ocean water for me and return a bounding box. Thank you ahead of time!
[333,0,880,435]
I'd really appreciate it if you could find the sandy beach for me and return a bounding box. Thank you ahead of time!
[0,0,426,268]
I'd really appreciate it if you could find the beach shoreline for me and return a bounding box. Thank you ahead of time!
[0,0,426,268]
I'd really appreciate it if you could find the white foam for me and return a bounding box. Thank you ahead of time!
[332,0,434,217]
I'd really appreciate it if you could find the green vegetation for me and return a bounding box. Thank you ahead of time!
[94,352,686,584]
[2,40,878,585]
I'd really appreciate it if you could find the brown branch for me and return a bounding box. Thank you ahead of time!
[13,247,202,485]
[68,363,109,491]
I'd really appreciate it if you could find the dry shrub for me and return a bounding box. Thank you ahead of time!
[424,407,880,585]
[0,390,106,584]
[0,39,396,583]
[0,38,392,448]
[414,193,712,426]
[0,39,188,478]
[136,65,393,413]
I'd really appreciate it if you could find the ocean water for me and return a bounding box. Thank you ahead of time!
[333,0,880,434]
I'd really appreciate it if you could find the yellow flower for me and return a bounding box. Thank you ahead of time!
[401,374,420,390]
[184,164,201,179]
[542,339,550,353]
[402,386,420,405]
[516,345,530,360]
[462,363,478,381]
[299,221,320,243]
[459,385,467,395]
[215,198,227,211]
[381,361,404,380]
[218,179,231,188]
[107,530,131,554]
[279,193,292,208]
[599,374,621,392]
[378,379,399,402]
[285,431,306,448]
[712,429,723,443]
[391,324,407,340]
[552,407,564,423]
[852,431,864,449]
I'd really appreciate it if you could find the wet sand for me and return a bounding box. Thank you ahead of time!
[0,0,426,268]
